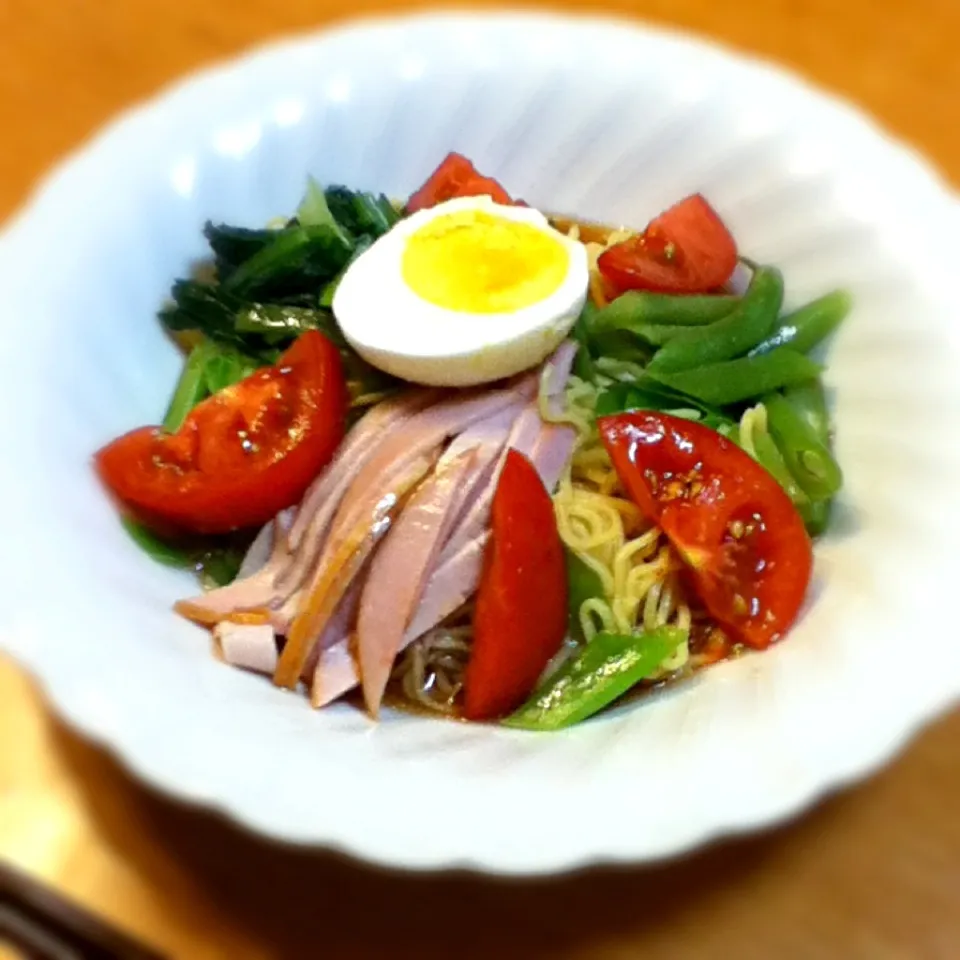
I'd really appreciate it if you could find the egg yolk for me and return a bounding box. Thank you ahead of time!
[401,209,568,313]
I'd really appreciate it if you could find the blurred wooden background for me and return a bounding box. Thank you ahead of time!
[1,1,958,957]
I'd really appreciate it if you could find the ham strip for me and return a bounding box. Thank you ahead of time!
[355,450,480,716]
[530,422,577,492]
[322,376,537,565]
[310,532,491,709]
[272,453,438,688]
[300,578,363,679]
[404,533,489,643]
[176,395,439,623]
[437,400,543,567]
[540,340,579,419]
[213,622,278,675]
[286,388,438,551]
[310,642,360,709]
[176,509,296,622]
[235,520,276,581]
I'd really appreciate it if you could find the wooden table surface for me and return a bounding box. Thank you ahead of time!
[2,2,959,957]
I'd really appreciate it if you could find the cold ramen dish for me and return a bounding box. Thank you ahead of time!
[94,152,849,730]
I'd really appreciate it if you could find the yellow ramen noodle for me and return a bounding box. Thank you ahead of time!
[542,372,693,675]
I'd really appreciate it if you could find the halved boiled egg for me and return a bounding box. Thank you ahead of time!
[333,196,589,387]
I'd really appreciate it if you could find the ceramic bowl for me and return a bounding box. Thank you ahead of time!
[2,11,959,875]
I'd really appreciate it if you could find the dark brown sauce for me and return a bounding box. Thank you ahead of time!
[344,684,470,723]
[376,617,744,725]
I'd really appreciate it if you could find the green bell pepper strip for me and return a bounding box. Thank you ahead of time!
[747,423,808,507]
[739,407,834,535]
[616,323,693,348]
[646,266,783,373]
[776,380,838,534]
[503,627,687,731]
[564,547,605,641]
[749,290,852,357]
[647,349,822,406]
[763,391,843,501]
[591,291,739,332]
[780,379,831,441]
[800,497,832,537]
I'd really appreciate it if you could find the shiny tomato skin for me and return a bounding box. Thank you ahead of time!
[463,450,568,721]
[96,331,347,535]
[407,152,517,213]
[599,412,812,649]
[598,194,738,295]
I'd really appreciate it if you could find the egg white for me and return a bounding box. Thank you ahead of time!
[332,196,589,387]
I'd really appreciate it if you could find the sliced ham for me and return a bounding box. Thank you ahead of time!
[275,390,440,599]
[235,520,276,581]
[310,532,490,708]
[310,641,361,710]
[286,388,438,552]
[213,622,278,675]
[540,340,579,419]
[300,578,362,679]
[322,376,537,565]
[355,449,480,716]
[437,400,543,567]
[176,509,296,623]
[530,422,577,492]
[272,452,438,689]
[405,533,489,643]
[531,339,579,491]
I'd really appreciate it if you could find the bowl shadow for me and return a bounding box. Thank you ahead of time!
[47,707,874,960]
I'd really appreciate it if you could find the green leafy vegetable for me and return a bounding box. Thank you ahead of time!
[319,235,374,309]
[163,341,215,432]
[121,517,195,568]
[120,517,252,588]
[504,627,686,731]
[161,281,254,349]
[296,177,352,245]
[221,224,353,300]
[202,346,260,394]
[234,303,343,345]
[197,544,248,589]
[203,222,281,282]
[162,338,264,431]
[595,379,733,429]
[325,185,401,238]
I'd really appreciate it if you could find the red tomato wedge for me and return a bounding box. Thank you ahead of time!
[96,330,347,535]
[407,151,517,213]
[597,194,738,295]
[599,412,812,650]
[463,450,568,721]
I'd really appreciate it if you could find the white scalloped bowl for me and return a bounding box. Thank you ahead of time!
[2,12,960,876]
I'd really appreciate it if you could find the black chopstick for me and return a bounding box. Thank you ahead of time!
[0,862,166,959]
